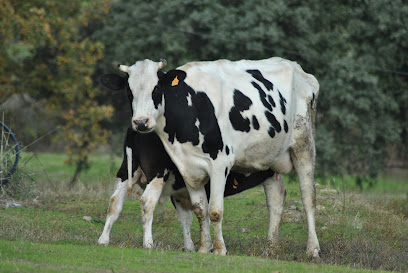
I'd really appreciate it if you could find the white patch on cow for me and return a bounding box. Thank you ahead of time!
[126,146,132,181]
[187,92,193,106]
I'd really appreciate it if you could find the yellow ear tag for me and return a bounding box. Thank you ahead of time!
[171,76,179,86]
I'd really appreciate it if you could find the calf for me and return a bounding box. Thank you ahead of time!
[98,127,282,251]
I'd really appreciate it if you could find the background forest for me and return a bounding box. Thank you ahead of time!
[1,0,408,183]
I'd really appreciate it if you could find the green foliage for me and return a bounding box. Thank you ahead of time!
[0,0,114,182]
[95,0,408,178]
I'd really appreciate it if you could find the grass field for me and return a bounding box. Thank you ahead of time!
[0,153,407,272]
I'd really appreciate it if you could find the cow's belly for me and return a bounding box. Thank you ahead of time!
[231,134,293,174]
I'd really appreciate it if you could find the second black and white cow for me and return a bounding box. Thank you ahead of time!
[97,127,280,251]
[101,57,320,257]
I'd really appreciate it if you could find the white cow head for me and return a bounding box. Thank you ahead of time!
[117,59,167,132]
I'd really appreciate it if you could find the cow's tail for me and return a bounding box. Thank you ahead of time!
[311,90,318,134]
[309,75,319,135]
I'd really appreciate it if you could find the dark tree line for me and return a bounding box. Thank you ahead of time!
[93,0,408,180]
[3,0,406,182]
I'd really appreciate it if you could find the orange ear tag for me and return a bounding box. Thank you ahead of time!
[171,76,179,86]
[232,178,239,189]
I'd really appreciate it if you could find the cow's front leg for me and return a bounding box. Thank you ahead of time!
[172,197,195,252]
[98,178,128,246]
[186,184,212,253]
[209,171,227,255]
[263,173,286,251]
[140,176,165,249]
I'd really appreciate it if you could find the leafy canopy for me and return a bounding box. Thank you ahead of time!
[0,0,113,183]
[95,0,408,178]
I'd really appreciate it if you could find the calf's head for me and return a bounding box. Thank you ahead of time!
[100,59,168,132]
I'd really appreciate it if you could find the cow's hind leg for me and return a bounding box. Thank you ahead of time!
[291,123,320,258]
[172,197,195,252]
[263,173,286,252]
[98,178,128,246]
[140,176,165,249]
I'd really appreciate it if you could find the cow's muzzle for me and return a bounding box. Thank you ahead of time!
[133,118,150,132]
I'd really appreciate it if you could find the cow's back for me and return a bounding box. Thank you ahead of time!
[177,58,318,173]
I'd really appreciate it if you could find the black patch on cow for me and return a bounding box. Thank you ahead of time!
[225,167,229,177]
[284,120,288,133]
[245,71,287,138]
[251,81,273,112]
[171,170,186,191]
[268,127,276,138]
[156,170,165,179]
[311,93,315,108]
[205,169,275,198]
[229,89,253,132]
[252,116,260,130]
[100,73,127,90]
[278,91,287,115]
[100,73,133,114]
[116,128,180,184]
[246,70,274,91]
[267,95,276,108]
[265,111,281,133]
[170,197,177,209]
[225,146,230,155]
[125,85,134,114]
[152,86,163,109]
[159,69,224,160]
[163,171,170,182]
[157,70,165,79]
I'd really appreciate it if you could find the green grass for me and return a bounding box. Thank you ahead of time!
[0,239,389,273]
[1,153,407,272]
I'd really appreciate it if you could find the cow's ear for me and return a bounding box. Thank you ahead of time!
[100,73,127,90]
[157,70,165,80]
[159,69,186,87]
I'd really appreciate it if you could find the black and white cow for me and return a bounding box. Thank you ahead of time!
[97,126,279,251]
[101,57,320,257]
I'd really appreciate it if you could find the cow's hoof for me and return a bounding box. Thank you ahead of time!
[183,247,195,252]
[198,245,212,254]
[213,248,227,256]
[307,247,320,259]
[97,235,109,246]
[143,242,154,249]
[183,241,195,252]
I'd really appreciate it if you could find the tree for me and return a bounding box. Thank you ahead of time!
[94,0,408,180]
[0,0,113,185]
